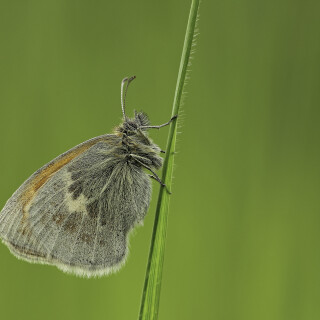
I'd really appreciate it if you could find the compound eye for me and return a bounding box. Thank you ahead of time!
[124,121,137,131]
[127,130,136,136]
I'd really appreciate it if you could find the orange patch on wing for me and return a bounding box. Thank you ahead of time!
[20,137,106,218]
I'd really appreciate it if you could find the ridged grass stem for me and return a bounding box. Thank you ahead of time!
[138,1,200,319]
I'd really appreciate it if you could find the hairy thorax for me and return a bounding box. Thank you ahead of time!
[113,113,163,170]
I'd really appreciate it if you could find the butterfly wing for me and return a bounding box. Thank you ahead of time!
[0,134,151,277]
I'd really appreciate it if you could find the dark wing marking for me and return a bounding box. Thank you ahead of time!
[0,134,152,277]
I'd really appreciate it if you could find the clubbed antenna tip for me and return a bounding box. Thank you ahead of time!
[121,76,136,120]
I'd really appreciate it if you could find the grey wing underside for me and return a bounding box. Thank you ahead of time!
[0,136,151,277]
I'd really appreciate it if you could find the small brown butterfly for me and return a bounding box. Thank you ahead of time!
[0,76,176,277]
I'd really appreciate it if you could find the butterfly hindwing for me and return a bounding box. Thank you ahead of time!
[0,134,152,276]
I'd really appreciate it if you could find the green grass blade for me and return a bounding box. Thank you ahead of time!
[139,1,200,319]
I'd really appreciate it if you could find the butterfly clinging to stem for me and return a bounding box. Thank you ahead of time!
[0,76,177,277]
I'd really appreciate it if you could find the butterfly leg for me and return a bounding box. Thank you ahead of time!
[130,156,171,194]
[148,172,171,195]
[140,114,178,130]
[147,174,171,194]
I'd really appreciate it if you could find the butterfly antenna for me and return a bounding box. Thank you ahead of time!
[121,76,136,121]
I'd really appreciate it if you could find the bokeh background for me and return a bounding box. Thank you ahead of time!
[0,0,319,319]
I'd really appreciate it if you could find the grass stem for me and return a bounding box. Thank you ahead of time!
[138,1,200,319]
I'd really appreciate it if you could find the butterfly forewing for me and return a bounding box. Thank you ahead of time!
[0,134,152,276]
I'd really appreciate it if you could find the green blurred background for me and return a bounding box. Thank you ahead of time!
[0,0,319,319]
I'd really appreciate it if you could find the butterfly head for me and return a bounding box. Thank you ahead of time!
[115,111,151,140]
[123,111,150,131]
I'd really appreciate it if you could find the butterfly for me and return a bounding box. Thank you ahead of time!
[0,76,176,277]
